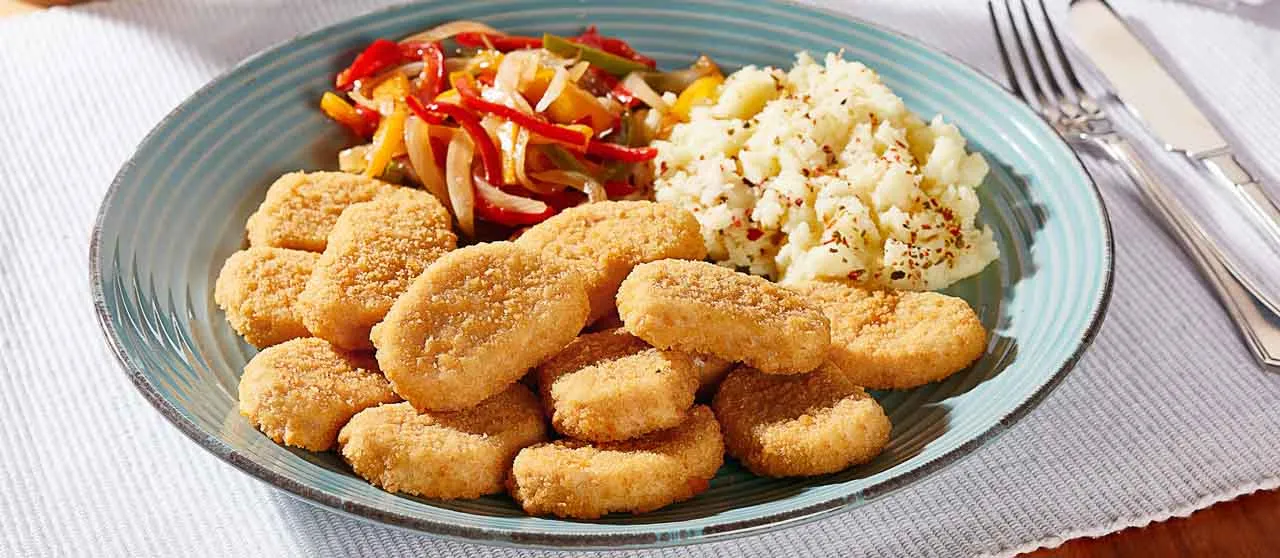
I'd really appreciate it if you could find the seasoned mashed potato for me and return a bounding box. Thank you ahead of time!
[653,52,998,290]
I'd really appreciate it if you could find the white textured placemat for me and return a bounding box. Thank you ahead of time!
[2,1,1278,556]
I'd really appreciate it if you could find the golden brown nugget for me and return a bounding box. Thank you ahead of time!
[214,246,318,348]
[371,242,590,411]
[507,406,723,518]
[298,189,456,350]
[238,338,400,451]
[692,353,734,401]
[537,329,699,442]
[245,171,399,251]
[617,260,830,375]
[788,281,987,389]
[338,384,547,500]
[712,363,891,477]
[516,201,707,323]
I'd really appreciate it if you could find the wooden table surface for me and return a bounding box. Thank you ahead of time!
[2,0,1275,556]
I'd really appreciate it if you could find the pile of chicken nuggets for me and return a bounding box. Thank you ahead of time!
[215,170,989,518]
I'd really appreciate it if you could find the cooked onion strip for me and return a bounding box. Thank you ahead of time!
[567,61,591,82]
[404,116,448,205]
[474,175,550,214]
[445,131,477,236]
[532,170,607,202]
[535,66,569,113]
[622,72,668,112]
[399,20,503,44]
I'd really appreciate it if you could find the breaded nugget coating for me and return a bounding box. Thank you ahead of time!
[617,260,830,375]
[712,363,890,477]
[537,329,698,442]
[238,338,400,451]
[371,242,590,411]
[692,353,734,401]
[214,246,317,348]
[338,385,547,500]
[298,189,456,350]
[788,281,987,389]
[507,406,723,518]
[245,171,399,251]
[515,201,707,323]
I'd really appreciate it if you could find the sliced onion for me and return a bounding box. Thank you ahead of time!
[399,20,504,44]
[511,127,537,191]
[475,175,550,214]
[346,88,379,111]
[494,50,539,96]
[338,145,371,174]
[535,66,569,113]
[532,170,607,202]
[622,72,669,112]
[445,132,476,236]
[404,116,448,206]
[567,61,590,82]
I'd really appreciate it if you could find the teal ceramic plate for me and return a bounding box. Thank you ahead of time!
[91,0,1113,549]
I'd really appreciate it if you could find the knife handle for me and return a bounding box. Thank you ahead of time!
[1106,138,1280,369]
[1198,152,1280,250]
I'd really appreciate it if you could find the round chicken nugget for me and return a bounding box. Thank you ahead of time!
[214,246,318,348]
[712,363,891,477]
[537,329,698,442]
[692,353,734,401]
[788,281,987,389]
[245,171,399,251]
[507,406,723,518]
[338,384,547,500]
[617,260,830,374]
[371,242,590,411]
[298,189,456,350]
[238,338,400,451]
[515,201,706,324]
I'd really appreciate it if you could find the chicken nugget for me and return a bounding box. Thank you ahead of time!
[692,353,734,401]
[214,246,317,347]
[712,363,890,477]
[788,281,987,389]
[338,384,547,500]
[617,260,830,374]
[371,242,590,411]
[516,201,706,323]
[507,405,723,518]
[238,338,400,451]
[245,171,399,251]
[298,189,456,350]
[537,329,698,442]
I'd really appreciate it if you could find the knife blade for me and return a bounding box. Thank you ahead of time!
[1068,0,1280,249]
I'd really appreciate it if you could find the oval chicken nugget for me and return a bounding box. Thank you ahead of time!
[617,260,830,374]
[788,281,987,389]
[712,363,891,477]
[537,329,699,442]
[515,201,707,323]
[298,189,456,350]
[371,242,590,411]
[507,405,723,519]
[692,353,734,401]
[238,338,400,451]
[245,171,399,251]
[214,246,318,348]
[338,384,547,500]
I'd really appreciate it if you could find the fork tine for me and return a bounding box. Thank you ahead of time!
[1016,0,1067,105]
[1000,0,1052,112]
[1036,0,1088,100]
[987,1,1026,103]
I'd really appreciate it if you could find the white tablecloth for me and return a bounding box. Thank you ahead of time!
[2,1,1278,556]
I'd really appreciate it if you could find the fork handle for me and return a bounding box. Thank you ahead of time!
[1104,138,1280,369]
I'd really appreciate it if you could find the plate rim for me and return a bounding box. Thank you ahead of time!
[89,0,1116,549]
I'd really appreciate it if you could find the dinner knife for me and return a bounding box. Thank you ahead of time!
[1068,0,1280,253]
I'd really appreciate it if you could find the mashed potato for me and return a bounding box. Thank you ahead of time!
[653,52,998,290]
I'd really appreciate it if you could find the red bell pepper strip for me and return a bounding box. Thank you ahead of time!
[610,82,642,109]
[603,181,635,197]
[585,141,657,162]
[335,39,404,91]
[401,41,447,100]
[405,95,504,184]
[353,105,382,137]
[574,26,656,68]
[474,194,556,226]
[455,32,543,52]
[452,74,592,148]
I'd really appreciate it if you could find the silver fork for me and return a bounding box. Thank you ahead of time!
[989,0,1280,368]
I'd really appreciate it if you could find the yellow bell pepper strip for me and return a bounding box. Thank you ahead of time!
[670,74,724,121]
[542,34,649,77]
[365,103,408,178]
[320,92,380,137]
[371,73,411,105]
[453,73,592,149]
[524,69,615,133]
